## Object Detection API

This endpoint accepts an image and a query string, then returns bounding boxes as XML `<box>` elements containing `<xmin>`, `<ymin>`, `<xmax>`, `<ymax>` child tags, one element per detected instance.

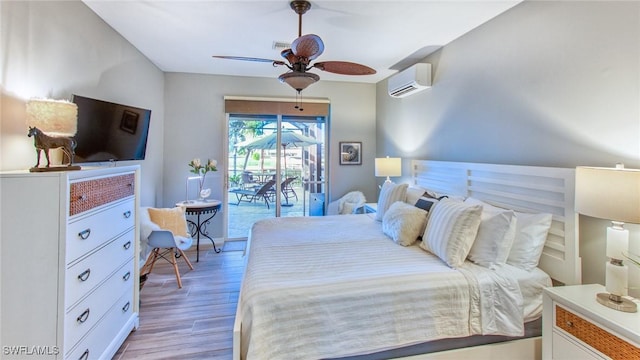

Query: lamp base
<box><xmin>29</xmin><ymin>165</ymin><xmax>81</xmax><ymax>173</ymax></box>
<box><xmin>596</xmin><ymin>292</ymin><xmax>637</xmax><ymax>313</ymax></box>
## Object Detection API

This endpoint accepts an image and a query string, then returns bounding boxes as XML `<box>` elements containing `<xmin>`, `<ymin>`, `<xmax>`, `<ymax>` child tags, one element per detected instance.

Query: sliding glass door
<box><xmin>226</xmin><ymin>114</ymin><xmax>327</xmax><ymax>240</ymax></box>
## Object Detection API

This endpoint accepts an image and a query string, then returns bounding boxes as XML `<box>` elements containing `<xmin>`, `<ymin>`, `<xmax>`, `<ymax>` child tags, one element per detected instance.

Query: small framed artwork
<box><xmin>339</xmin><ymin>141</ymin><xmax>362</xmax><ymax>165</ymax></box>
<box><xmin>120</xmin><ymin>110</ymin><xmax>139</xmax><ymax>134</ymax></box>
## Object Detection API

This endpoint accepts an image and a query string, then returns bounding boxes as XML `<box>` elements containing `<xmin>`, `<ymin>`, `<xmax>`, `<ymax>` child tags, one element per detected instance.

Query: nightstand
<box><xmin>364</xmin><ymin>202</ymin><xmax>377</xmax><ymax>213</ymax></box>
<box><xmin>543</xmin><ymin>284</ymin><xmax>640</xmax><ymax>359</ymax></box>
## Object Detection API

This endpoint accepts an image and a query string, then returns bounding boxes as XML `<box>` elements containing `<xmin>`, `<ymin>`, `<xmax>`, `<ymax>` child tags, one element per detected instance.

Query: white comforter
<box><xmin>239</xmin><ymin>215</ymin><xmax>525</xmax><ymax>360</ymax></box>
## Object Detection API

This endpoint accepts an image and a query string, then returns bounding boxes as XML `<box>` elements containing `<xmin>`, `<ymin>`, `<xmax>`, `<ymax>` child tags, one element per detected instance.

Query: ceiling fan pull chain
<box><xmin>294</xmin><ymin>91</ymin><xmax>304</xmax><ymax>111</ymax></box>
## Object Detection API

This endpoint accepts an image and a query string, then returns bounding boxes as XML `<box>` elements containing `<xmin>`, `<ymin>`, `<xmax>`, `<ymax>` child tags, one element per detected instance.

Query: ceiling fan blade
<box><xmin>313</xmin><ymin>61</ymin><xmax>376</xmax><ymax>75</ymax></box>
<box><xmin>280</xmin><ymin>49</ymin><xmax>298</xmax><ymax>65</ymax></box>
<box><xmin>213</xmin><ymin>56</ymin><xmax>286</xmax><ymax>66</ymax></box>
<box><xmin>291</xmin><ymin>34</ymin><xmax>324</xmax><ymax>60</ymax></box>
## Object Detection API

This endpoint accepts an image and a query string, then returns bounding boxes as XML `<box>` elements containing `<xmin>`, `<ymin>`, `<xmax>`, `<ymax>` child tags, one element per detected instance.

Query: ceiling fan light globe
<box><xmin>278</xmin><ymin>72</ymin><xmax>319</xmax><ymax>91</ymax></box>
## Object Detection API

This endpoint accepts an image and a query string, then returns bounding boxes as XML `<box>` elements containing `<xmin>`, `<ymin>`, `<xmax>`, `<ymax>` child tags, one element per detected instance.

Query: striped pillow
<box><xmin>375</xmin><ymin>182</ymin><xmax>408</xmax><ymax>221</ymax></box>
<box><xmin>420</xmin><ymin>199</ymin><xmax>482</xmax><ymax>268</ymax></box>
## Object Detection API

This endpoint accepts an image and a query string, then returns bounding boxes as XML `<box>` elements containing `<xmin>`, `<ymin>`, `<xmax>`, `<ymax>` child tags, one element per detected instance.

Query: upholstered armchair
<box><xmin>326</xmin><ymin>191</ymin><xmax>366</xmax><ymax>215</ymax></box>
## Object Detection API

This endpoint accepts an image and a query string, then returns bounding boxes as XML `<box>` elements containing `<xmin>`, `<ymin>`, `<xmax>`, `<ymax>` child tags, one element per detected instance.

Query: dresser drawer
<box><xmin>65</xmin><ymin>291</ymin><xmax>135</xmax><ymax>360</ymax></box>
<box><xmin>65</xmin><ymin>230</ymin><xmax>134</xmax><ymax>310</ymax></box>
<box><xmin>69</xmin><ymin>173</ymin><xmax>135</xmax><ymax>216</ymax></box>
<box><xmin>64</xmin><ymin>259</ymin><xmax>134</xmax><ymax>350</ymax></box>
<box><xmin>555</xmin><ymin>304</ymin><xmax>640</xmax><ymax>359</ymax></box>
<box><xmin>66</xmin><ymin>199</ymin><xmax>134</xmax><ymax>264</ymax></box>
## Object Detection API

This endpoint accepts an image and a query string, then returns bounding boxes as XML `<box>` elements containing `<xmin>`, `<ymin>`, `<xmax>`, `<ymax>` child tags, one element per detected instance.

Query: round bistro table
<box><xmin>176</xmin><ymin>199</ymin><xmax>222</xmax><ymax>262</ymax></box>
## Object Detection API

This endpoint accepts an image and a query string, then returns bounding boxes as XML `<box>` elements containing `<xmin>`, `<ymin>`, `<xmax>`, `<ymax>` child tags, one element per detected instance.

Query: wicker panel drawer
<box><xmin>69</xmin><ymin>173</ymin><xmax>135</xmax><ymax>216</ymax></box>
<box><xmin>555</xmin><ymin>305</ymin><xmax>640</xmax><ymax>359</ymax></box>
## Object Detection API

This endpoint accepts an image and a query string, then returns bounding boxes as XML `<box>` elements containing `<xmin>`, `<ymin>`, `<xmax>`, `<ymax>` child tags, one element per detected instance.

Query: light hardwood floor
<box><xmin>114</xmin><ymin>241</ymin><xmax>246</xmax><ymax>360</ymax></box>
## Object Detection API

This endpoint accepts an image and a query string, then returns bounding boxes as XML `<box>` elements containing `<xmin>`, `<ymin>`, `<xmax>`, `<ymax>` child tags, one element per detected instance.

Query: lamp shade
<box><xmin>375</xmin><ymin>157</ymin><xmax>402</xmax><ymax>177</ymax></box>
<box><xmin>25</xmin><ymin>99</ymin><xmax>78</xmax><ymax>137</ymax></box>
<box><xmin>575</xmin><ymin>166</ymin><xmax>640</xmax><ymax>224</ymax></box>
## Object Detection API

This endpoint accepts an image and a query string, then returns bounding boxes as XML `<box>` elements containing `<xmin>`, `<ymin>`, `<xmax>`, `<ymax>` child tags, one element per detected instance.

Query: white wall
<box><xmin>1</xmin><ymin>0</ymin><xmax>164</xmax><ymax>206</ymax></box>
<box><xmin>163</xmin><ymin>73</ymin><xmax>377</xmax><ymax>237</ymax></box>
<box><xmin>376</xmin><ymin>1</ymin><xmax>640</xmax><ymax>287</ymax></box>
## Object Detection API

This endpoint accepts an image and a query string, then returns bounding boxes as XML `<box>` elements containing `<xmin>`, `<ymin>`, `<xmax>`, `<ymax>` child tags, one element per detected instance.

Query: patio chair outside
<box><xmin>241</xmin><ymin>171</ymin><xmax>260</xmax><ymax>189</ymax></box>
<box><xmin>229</xmin><ymin>179</ymin><xmax>276</xmax><ymax>209</ymax></box>
<box><xmin>281</xmin><ymin>177</ymin><xmax>298</xmax><ymax>204</ymax></box>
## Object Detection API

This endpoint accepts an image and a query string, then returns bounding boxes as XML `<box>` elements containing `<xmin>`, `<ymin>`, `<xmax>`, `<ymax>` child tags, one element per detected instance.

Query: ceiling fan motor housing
<box><xmin>290</xmin><ymin>1</ymin><xmax>311</xmax><ymax>16</ymax></box>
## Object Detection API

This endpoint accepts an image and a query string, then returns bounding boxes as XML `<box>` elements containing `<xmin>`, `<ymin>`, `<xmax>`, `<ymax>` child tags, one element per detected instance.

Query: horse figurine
<box><xmin>27</xmin><ymin>126</ymin><xmax>77</xmax><ymax>168</ymax></box>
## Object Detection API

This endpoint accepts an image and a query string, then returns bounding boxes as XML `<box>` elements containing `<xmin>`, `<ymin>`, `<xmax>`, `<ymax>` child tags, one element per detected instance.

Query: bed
<box><xmin>232</xmin><ymin>160</ymin><xmax>582</xmax><ymax>360</ymax></box>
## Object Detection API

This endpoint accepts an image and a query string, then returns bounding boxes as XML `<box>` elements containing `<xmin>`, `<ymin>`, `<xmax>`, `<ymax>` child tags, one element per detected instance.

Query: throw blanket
<box><xmin>239</xmin><ymin>215</ymin><xmax>523</xmax><ymax>360</ymax></box>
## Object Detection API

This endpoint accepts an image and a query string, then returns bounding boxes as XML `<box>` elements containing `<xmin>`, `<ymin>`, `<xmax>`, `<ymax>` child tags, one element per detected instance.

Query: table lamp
<box><xmin>375</xmin><ymin>156</ymin><xmax>401</xmax><ymax>184</ymax></box>
<box><xmin>25</xmin><ymin>98</ymin><xmax>79</xmax><ymax>171</ymax></box>
<box><xmin>575</xmin><ymin>164</ymin><xmax>640</xmax><ymax>312</ymax></box>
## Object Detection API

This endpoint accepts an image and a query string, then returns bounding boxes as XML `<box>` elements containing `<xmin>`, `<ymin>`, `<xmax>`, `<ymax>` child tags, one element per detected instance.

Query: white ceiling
<box><xmin>83</xmin><ymin>0</ymin><xmax>521</xmax><ymax>84</ymax></box>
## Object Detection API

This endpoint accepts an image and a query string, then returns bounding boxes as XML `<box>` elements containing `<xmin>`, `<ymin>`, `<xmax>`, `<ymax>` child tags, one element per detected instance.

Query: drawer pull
<box><xmin>123</xmin><ymin>210</ymin><xmax>132</xmax><ymax>218</ymax></box>
<box><xmin>78</xmin><ymin>349</ymin><xmax>89</xmax><ymax>360</ymax></box>
<box><xmin>566</xmin><ymin>320</ymin><xmax>573</xmax><ymax>328</ymax></box>
<box><xmin>78</xmin><ymin>229</ymin><xmax>91</xmax><ymax>240</ymax></box>
<box><xmin>77</xmin><ymin>269</ymin><xmax>91</xmax><ymax>282</ymax></box>
<box><xmin>123</xmin><ymin>271</ymin><xmax>131</xmax><ymax>282</ymax></box>
<box><xmin>76</xmin><ymin>308</ymin><xmax>90</xmax><ymax>324</ymax></box>
<box><xmin>122</xmin><ymin>301</ymin><xmax>131</xmax><ymax>313</ymax></box>
<box><xmin>123</xmin><ymin>241</ymin><xmax>132</xmax><ymax>250</ymax></box>
<box><xmin>78</xmin><ymin>194</ymin><xmax>87</xmax><ymax>201</ymax></box>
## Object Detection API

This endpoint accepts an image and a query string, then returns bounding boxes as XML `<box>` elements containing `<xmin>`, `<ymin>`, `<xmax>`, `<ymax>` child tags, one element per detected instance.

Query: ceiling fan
<box><xmin>213</xmin><ymin>0</ymin><xmax>376</xmax><ymax>94</ymax></box>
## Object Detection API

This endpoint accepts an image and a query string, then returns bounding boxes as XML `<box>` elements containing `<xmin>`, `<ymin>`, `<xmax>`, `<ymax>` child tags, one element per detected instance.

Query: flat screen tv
<box><xmin>72</xmin><ymin>94</ymin><xmax>151</xmax><ymax>163</ymax></box>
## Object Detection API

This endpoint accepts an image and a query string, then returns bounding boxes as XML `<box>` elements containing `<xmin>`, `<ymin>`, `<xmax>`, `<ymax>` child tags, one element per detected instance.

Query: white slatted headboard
<box><xmin>412</xmin><ymin>160</ymin><xmax>582</xmax><ymax>285</ymax></box>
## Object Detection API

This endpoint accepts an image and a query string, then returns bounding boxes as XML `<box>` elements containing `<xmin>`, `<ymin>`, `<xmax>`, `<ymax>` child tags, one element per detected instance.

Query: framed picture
<box><xmin>120</xmin><ymin>110</ymin><xmax>139</xmax><ymax>134</ymax></box>
<box><xmin>339</xmin><ymin>141</ymin><xmax>362</xmax><ymax>165</ymax></box>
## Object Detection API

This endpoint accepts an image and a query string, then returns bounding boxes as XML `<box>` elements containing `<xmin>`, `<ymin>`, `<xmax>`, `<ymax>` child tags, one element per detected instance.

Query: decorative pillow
<box><xmin>464</xmin><ymin>197</ymin><xmax>517</xmax><ymax>269</ymax></box>
<box><xmin>506</xmin><ymin>211</ymin><xmax>553</xmax><ymax>271</ymax></box>
<box><xmin>375</xmin><ymin>182</ymin><xmax>408</xmax><ymax>221</ymax></box>
<box><xmin>404</xmin><ymin>186</ymin><xmax>440</xmax><ymax>212</ymax></box>
<box><xmin>420</xmin><ymin>199</ymin><xmax>483</xmax><ymax>268</ymax></box>
<box><xmin>382</xmin><ymin>201</ymin><xmax>429</xmax><ymax>246</ymax></box>
<box><xmin>147</xmin><ymin>207</ymin><xmax>189</xmax><ymax>237</ymax></box>
<box><xmin>405</xmin><ymin>186</ymin><xmax>428</xmax><ymax>205</ymax></box>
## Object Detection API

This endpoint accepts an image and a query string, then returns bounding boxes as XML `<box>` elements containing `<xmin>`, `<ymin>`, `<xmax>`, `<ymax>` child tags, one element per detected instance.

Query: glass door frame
<box><xmin>223</xmin><ymin>112</ymin><xmax>329</xmax><ymax>241</ymax></box>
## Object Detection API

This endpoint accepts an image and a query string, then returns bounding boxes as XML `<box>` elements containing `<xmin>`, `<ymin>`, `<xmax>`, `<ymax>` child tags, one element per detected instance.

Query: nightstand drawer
<box><xmin>555</xmin><ymin>304</ymin><xmax>640</xmax><ymax>359</ymax></box>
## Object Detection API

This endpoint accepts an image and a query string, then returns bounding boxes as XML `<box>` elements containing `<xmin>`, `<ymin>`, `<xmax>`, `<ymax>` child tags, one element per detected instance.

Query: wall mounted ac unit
<box><xmin>388</xmin><ymin>63</ymin><xmax>431</xmax><ymax>98</ymax></box>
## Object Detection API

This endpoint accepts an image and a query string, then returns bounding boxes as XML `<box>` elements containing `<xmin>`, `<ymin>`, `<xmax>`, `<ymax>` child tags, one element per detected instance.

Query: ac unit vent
<box><xmin>388</xmin><ymin>63</ymin><xmax>431</xmax><ymax>98</ymax></box>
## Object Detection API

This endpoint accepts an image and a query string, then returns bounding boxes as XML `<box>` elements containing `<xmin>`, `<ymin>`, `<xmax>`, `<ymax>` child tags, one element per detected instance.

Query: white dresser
<box><xmin>543</xmin><ymin>284</ymin><xmax>640</xmax><ymax>360</ymax></box>
<box><xmin>1</xmin><ymin>166</ymin><xmax>140</xmax><ymax>360</ymax></box>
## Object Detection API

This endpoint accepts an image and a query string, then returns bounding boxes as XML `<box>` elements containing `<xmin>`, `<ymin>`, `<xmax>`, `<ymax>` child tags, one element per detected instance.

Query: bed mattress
<box><xmin>238</xmin><ymin>214</ymin><xmax>551</xmax><ymax>360</ymax></box>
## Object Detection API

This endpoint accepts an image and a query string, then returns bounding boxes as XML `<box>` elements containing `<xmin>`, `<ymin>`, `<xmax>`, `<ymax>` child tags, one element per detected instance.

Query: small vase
<box><xmin>199</xmin><ymin>188</ymin><xmax>211</xmax><ymax>201</ymax></box>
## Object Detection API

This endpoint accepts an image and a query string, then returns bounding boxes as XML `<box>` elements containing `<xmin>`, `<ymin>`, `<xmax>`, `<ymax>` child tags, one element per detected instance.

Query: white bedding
<box><xmin>239</xmin><ymin>214</ymin><xmax>549</xmax><ymax>360</ymax></box>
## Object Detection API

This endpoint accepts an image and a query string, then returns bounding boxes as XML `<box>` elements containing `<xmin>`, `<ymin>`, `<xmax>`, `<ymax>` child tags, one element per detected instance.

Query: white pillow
<box><xmin>420</xmin><ymin>199</ymin><xmax>483</xmax><ymax>268</ymax></box>
<box><xmin>382</xmin><ymin>201</ymin><xmax>429</xmax><ymax>246</ymax></box>
<box><xmin>464</xmin><ymin>197</ymin><xmax>517</xmax><ymax>269</ymax></box>
<box><xmin>507</xmin><ymin>211</ymin><xmax>553</xmax><ymax>271</ymax></box>
<box><xmin>375</xmin><ymin>182</ymin><xmax>408</xmax><ymax>221</ymax></box>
